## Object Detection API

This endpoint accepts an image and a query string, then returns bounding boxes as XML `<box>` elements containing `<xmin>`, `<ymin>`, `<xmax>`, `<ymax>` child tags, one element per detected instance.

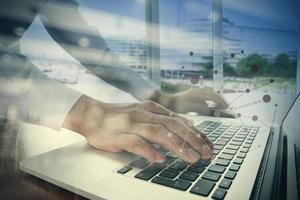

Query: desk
<box><xmin>0</xmin><ymin>88</ymin><xmax>294</xmax><ymax>199</ymax></box>
<box><xmin>0</xmin><ymin>120</ymin><xmax>87</xmax><ymax>200</ymax></box>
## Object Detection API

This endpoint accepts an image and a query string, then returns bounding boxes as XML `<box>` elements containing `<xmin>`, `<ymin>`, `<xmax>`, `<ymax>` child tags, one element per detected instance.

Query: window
<box><xmin>222</xmin><ymin>0</ymin><xmax>299</xmax><ymax>95</ymax></box>
<box><xmin>158</xmin><ymin>0</ymin><xmax>214</xmax><ymax>94</ymax></box>
<box><xmin>21</xmin><ymin>0</ymin><xmax>149</xmax><ymax>82</ymax></box>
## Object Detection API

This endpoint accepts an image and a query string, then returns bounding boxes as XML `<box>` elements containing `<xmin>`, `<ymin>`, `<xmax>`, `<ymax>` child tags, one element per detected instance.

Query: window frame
<box><xmin>146</xmin><ymin>0</ymin><xmax>300</xmax><ymax>94</ymax></box>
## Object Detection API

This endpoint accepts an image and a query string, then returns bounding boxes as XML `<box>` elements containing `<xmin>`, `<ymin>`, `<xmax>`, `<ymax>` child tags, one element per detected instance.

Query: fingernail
<box><xmin>187</xmin><ymin>148</ymin><xmax>200</xmax><ymax>162</ymax></box>
<box><xmin>202</xmin><ymin>145</ymin><xmax>213</xmax><ymax>159</ymax></box>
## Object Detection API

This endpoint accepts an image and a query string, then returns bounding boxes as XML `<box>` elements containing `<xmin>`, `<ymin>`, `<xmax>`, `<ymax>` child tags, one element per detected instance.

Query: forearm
<box><xmin>40</xmin><ymin>0</ymin><xmax>160</xmax><ymax>101</ymax></box>
<box><xmin>0</xmin><ymin>49</ymin><xmax>82</xmax><ymax>130</ymax></box>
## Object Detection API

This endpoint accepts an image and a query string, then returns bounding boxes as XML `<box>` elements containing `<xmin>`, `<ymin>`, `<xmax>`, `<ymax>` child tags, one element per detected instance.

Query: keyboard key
<box><xmin>166</xmin><ymin>152</ymin><xmax>178</xmax><ymax>159</ymax></box>
<box><xmin>237</xmin><ymin>152</ymin><xmax>246</xmax><ymax>158</ymax></box>
<box><xmin>222</xmin><ymin>149</ymin><xmax>237</xmax><ymax>155</ymax></box>
<box><xmin>179</xmin><ymin>171</ymin><xmax>199</xmax><ymax>181</ymax></box>
<box><xmin>208</xmin><ymin>165</ymin><xmax>226</xmax><ymax>173</ymax></box>
<box><xmin>215</xmin><ymin>140</ymin><xmax>227</xmax><ymax>146</ymax></box>
<box><xmin>187</xmin><ymin>166</ymin><xmax>206</xmax><ymax>174</ymax></box>
<box><xmin>240</xmin><ymin>147</ymin><xmax>249</xmax><ymax>153</ymax></box>
<box><xmin>218</xmin><ymin>153</ymin><xmax>234</xmax><ymax>160</ymax></box>
<box><xmin>212</xmin><ymin>188</ymin><xmax>227</xmax><ymax>200</ymax></box>
<box><xmin>245</xmin><ymin>140</ymin><xmax>253</xmax><ymax>144</ymax></box>
<box><xmin>159</xmin><ymin>169</ymin><xmax>179</xmax><ymax>179</ymax></box>
<box><xmin>229</xmin><ymin>164</ymin><xmax>240</xmax><ymax>171</ymax></box>
<box><xmin>232</xmin><ymin>138</ymin><xmax>244</xmax><ymax>142</ymax></box>
<box><xmin>129</xmin><ymin>158</ymin><xmax>150</xmax><ymax>169</ymax></box>
<box><xmin>190</xmin><ymin>179</ymin><xmax>215</xmax><ymax>196</ymax></box>
<box><xmin>230</xmin><ymin>141</ymin><xmax>242</xmax><ymax>146</ymax></box>
<box><xmin>219</xmin><ymin>179</ymin><xmax>232</xmax><ymax>189</ymax></box>
<box><xmin>135</xmin><ymin>163</ymin><xmax>166</xmax><ymax>180</ymax></box>
<box><xmin>169</xmin><ymin>160</ymin><xmax>188</xmax><ymax>171</ymax></box>
<box><xmin>222</xmin><ymin>135</ymin><xmax>232</xmax><ymax>139</ymax></box>
<box><xmin>117</xmin><ymin>166</ymin><xmax>132</xmax><ymax>174</ymax></box>
<box><xmin>152</xmin><ymin>176</ymin><xmax>192</xmax><ymax>191</ymax></box>
<box><xmin>193</xmin><ymin>159</ymin><xmax>211</xmax><ymax>167</ymax></box>
<box><xmin>248</xmin><ymin>136</ymin><xmax>255</xmax><ymax>140</ymax></box>
<box><xmin>163</xmin><ymin>155</ymin><xmax>176</xmax><ymax>165</ymax></box>
<box><xmin>235</xmin><ymin>135</ymin><xmax>246</xmax><ymax>139</ymax></box>
<box><xmin>214</xmin><ymin>149</ymin><xmax>220</xmax><ymax>155</ymax></box>
<box><xmin>214</xmin><ymin>145</ymin><xmax>224</xmax><ymax>150</ymax></box>
<box><xmin>243</xmin><ymin>143</ymin><xmax>251</xmax><ymax>148</ymax></box>
<box><xmin>224</xmin><ymin>171</ymin><xmax>237</xmax><ymax>180</ymax></box>
<box><xmin>215</xmin><ymin>159</ymin><xmax>230</xmax><ymax>166</ymax></box>
<box><xmin>226</xmin><ymin>145</ymin><xmax>239</xmax><ymax>150</ymax></box>
<box><xmin>202</xmin><ymin>171</ymin><xmax>221</xmax><ymax>181</ymax></box>
<box><xmin>219</xmin><ymin>137</ymin><xmax>230</xmax><ymax>142</ymax></box>
<box><xmin>233</xmin><ymin>158</ymin><xmax>244</xmax><ymax>165</ymax></box>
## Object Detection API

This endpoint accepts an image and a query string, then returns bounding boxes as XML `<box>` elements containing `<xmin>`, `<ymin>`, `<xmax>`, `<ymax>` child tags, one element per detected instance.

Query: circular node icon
<box><xmin>213</xmin><ymin>110</ymin><xmax>222</xmax><ymax>117</ymax></box>
<box><xmin>237</xmin><ymin>113</ymin><xmax>241</xmax><ymax>118</ymax></box>
<box><xmin>275</xmin><ymin>104</ymin><xmax>278</xmax><ymax>107</ymax></box>
<box><xmin>189</xmin><ymin>51</ymin><xmax>194</xmax><ymax>56</ymax></box>
<box><xmin>270</xmin><ymin>79</ymin><xmax>274</xmax><ymax>83</ymax></box>
<box><xmin>214</xmin><ymin>70</ymin><xmax>218</xmax><ymax>74</ymax></box>
<box><xmin>217</xmin><ymin>91</ymin><xmax>221</xmax><ymax>94</ymax></box>
<box><xmin>182</xmin><ymin>66</ymin><xmax>185</xmax><ymax>69</ymax></box>
<box><xmin>245</xmin><ymin>89</ymin><xmax>250</xmax><ymax>93</ymax></box>
<box><xmin>263</xmin><ymin>95</ymin><xmax>271</xmax><ymax>103</ymax></box>
<box><xmin>241</xmin><ymin>50</ymin><xmax>244</xmax><ymax>53</ymax></box>
<box><xmin>78</xmin><ymin>37</ymin><xmax>90</xmax><ymax>47</ymax></box>
<box><xmin>230</xmin><ymin>53</ymin><xmax>235</xmax><ymax>58</ymax></box>
<box><xmin>252</xmin><ymin>115</ymin><xmax>258</xmax><ymax>121</ymax></box>
<box><xmin>250</xmin><ymin>64</ymin><xmax>260</xmax><ymax>73</ymax></box>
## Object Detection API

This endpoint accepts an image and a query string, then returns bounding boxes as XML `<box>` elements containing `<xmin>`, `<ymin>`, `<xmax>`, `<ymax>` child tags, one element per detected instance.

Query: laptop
<box><xmin>19</xmin><ymin>93</ymin><xmax>300</xmax><ymax>200</ymax></box>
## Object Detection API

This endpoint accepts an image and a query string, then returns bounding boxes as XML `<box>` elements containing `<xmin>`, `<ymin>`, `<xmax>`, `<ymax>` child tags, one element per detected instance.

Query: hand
<box><xmin>63</xmin><ymin>95</ymin><xmax>213</xmax><ymax>163</ymax></box>
<box><xmin>154</xmin><ymin>88</ymin><xmax>234</xmax><ymax>117</ymax></box>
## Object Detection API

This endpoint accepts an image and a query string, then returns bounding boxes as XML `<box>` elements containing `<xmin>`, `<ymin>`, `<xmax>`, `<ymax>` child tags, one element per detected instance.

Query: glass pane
<box><xmin>159</xmin><ymin>0</ymin><xmax>213</xmax><ymax>94</ymax></box>
<box><xmin>222</xmin><ymin>0</ymin><xmax>299</xmax><ymax>95</ymax></box>
<box><xmin>21</xmin><ymin>0</ymin><xmax>149</xmax><ymax>82</ymax></box>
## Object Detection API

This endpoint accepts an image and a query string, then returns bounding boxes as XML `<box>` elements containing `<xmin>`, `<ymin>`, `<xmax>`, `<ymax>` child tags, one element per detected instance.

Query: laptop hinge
<box><xmin>250</xmin><ymin>127</ymin><xmax>275</xmax><ymax>200</ymax></box>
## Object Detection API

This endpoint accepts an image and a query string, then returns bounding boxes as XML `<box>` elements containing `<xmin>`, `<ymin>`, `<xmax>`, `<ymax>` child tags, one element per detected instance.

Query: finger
<box><xmin>200</xmin><ymin>91</ymin><xmax>229</xmax><ymax>109</ymax></box>
<box><xmin>175</xmin><ymin>101</ymin><xmax>213</xmax><ymax>115</ymax></box>
<box><xmin>188</xmin><ymin>125</ymin><xmax>214</xmax><ymax>151</ymax></box>
<box><xmin>141</xmin><ymin>101</ymin><xmax>193</xmax><ymax>124</ymax></box>
<box><xmin>128</xmin><ymin>123</ymin><xmax>201</xmax><ymax>163</ymax></box>
<box><xmin>130</xmin><ymin>110</ymin><xmax>213</xmax><ymax>159</ymax></box>
<box><xmin>114</xmin><ymin>133</ymin><xmax>165</xmax><ymax>163</ymax></box>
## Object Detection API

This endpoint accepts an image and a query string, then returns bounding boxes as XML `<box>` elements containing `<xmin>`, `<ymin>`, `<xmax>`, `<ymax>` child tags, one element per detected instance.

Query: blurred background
<box><xmin>20</xmin><ymin>0</ymin><xmax>299</xmax><ymax>96</ymax></box>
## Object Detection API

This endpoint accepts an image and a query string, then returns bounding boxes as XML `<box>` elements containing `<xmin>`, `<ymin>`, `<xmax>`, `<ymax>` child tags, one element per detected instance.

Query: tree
<box><xmin>273</xmin><ymin>53</ymin><xmax>296</xmax><ymax>77</ymax></box>
<box><xmin>236</xmin><ymin>53</ymin><xmax>269</xmax><ymax>77</ymax></box>
<box><xmin>203</xmin><ymin>62</ymin><xmax>213</xmax><ymax>78</ymax></box>
<box><xmin>224</xmin><ymin>63</ymin><xmax>237</xmax><ymax>77</ymax></box>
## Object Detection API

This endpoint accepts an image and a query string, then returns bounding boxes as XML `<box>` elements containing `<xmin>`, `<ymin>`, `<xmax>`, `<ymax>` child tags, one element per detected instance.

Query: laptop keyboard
<box><xmin>117</xmin><ymin>120</ymin><xmax>260</xmax><ymax>199</ymax></box>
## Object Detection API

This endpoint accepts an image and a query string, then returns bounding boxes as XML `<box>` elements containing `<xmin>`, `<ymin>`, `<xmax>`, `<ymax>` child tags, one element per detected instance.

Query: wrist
<box><xmin>62</xmin><ymin>95</ymin><xmax>106</xmax><ymax>138</ymax></box>
<box><xmin>149</xmin><ymin>90</ymin><xmax>176</xmax><ymax>110</ymax></box>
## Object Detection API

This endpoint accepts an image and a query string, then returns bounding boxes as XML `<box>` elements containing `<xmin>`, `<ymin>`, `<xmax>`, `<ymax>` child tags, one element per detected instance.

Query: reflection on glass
<box><xmin>159</xmin><ymin>0</ymin><xmax>213</xmax><ymax>94</ymax></box>
<box><xmin>222</xmin><ymin>0</ymin><xmax>299</xmax><ymax>94</ymax></box>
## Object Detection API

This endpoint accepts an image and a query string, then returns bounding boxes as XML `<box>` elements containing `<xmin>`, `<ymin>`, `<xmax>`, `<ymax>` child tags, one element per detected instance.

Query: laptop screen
<box><xmin>282</xmin><ymin>93</ymin><xmax>300</xmax><ymax>200</ymax></box>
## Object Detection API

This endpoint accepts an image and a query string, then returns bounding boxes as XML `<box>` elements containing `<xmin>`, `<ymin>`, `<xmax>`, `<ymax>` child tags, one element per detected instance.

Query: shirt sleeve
<box><xmin>0</xmin><ymin>48</ymin><xmax>82</xmax><ymax>130</ymax></box>
<box><xmin>38</xmin><ymin>0</ymin><xmax>159</xmax><ymax>101</ymax></box>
